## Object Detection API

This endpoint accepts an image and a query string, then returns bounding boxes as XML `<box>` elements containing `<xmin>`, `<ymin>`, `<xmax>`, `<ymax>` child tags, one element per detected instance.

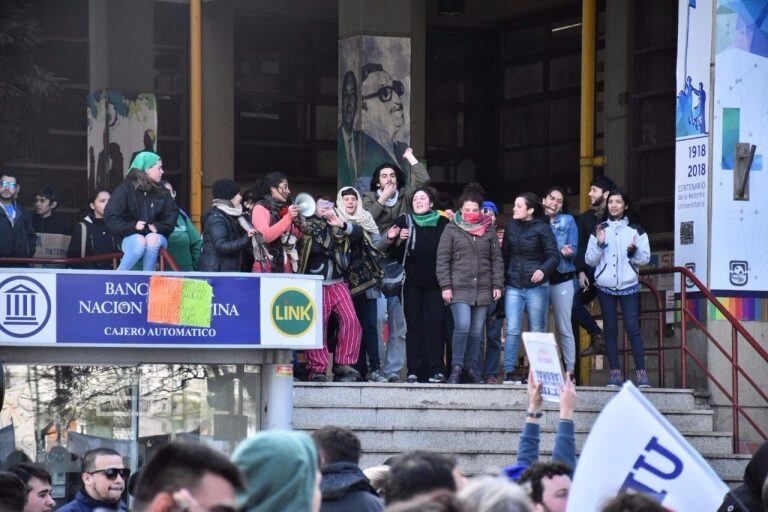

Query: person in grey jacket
<box><xmin>436</xmin><ymin>184</ymin><xmax>504</xmax><ymax>384</ymax></box>
<box><xmin>585</xmin><ymin>188</ymin><xmax>651</xmax><ymax>388</ymax></box>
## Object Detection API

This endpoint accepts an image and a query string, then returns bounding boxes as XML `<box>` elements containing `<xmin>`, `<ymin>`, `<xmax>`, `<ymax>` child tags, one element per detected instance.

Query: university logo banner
<box><xmin>567</xmin><ymin>383</ymin><xmax>728</xmax><ymax>511</ymax></box>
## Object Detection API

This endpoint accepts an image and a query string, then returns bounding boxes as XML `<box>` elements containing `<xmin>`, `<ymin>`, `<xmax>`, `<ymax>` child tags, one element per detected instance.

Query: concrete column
<box><xmin>602</xmin><ymin>0</ymin><xmax>631</xmax><ymax>188</ymax></box>
<box><xmin>260</xmin><ymin>362</ymin><xmax>295</xmax><ymax>430</ymax></box>
<box><xmin>89</xmin><ymin>0</ymin><xmax>155</xmax><ymax>93</ymax></box>
<box><xmin>338</xmin><ymin>0</ymin><xmax>426</xmax><ymax>185</ymax></box>
<box><xmin>202</xmin><ymin>2</ymin><xmax>235</xmax><ymax>207</ymax></box>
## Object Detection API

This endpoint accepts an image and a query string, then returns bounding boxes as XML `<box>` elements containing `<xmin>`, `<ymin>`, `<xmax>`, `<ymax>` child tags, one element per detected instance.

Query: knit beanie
<box><xmin>129</xmin><ymin>151</ymin><xmax>161</xmax><ymax>171</ymax></box>
<box><xmin>232</xmin><ymin>430</ymin><xmax>318</xmax><ymax>512</ymax></box>
<box><xmin>481</xmin><ymin>200</ymin><xmax>499</xmax><ymax>215</ymax></box>
<box><xmin>212</xmin><ymin>179</ymin><xmax>240</xmax><ymax>200</ymax></box>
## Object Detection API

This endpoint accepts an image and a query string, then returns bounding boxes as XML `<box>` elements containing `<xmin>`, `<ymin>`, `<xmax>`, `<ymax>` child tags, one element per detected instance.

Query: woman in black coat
<box><xmin>501</xmin><ymin>192</ymin><xmax>559</xmax><ymax>383</ymax></box>
<box><xmin>104</xmin><ymin>151</ymin><xmax>179</xmax><ymax>271</ymax></box>
<box><xmin>67</xmin><ymin>189</ymin><xmax>118</xmax><ymax>269</ymax></box>
<box><xmin>198</xmin><ymin>179</ymin><xmax>256</xmax><ymax>272</ymax></box>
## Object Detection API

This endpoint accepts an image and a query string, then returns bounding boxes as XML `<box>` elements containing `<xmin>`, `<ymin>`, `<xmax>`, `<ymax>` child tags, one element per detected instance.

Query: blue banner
<box><xmin>0</xmin><ymin>270</ymin><xmax>323</xmax><ymax>349</ymax></box>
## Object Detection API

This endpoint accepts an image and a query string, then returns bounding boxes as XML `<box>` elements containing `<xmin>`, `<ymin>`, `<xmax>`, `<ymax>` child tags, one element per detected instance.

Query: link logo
<box><xmin>729</xmin><ymin>261</ymin><xmax>748</xmax><ymax>287</ymax></box>
<box><xmin>0</xmin><ymin>276</ymin><xmax>52</xmax><ymax>338</ymax></box>
<box><xmin>270</xmin><ymin>288</ymin><xmax>316</xmax><ymax>337</ymax></box>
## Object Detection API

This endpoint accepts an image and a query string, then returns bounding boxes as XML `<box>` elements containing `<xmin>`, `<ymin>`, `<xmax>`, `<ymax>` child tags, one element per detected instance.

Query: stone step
<box><xmin>294</xmin><ymin>404</ymin><xmax>714</xmax><ymax>432</ymax></box>
<box><xmin>358</xmin><ymin>450</ymin><xmax>751</xmax><ymax>485</ymax></box>
<box><xmin>294</xmin><ymin>382</ymin><xmax>696</xmax><ymax>411</ymax></box>
<box><xmin>297</xmin><ymin>426</ymin><xmax>735</xmax><ymax>455</ymax></box>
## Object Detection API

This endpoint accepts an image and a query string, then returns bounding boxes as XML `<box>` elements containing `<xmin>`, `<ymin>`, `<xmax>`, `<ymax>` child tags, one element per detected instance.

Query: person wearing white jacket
<box><xmin>585</xmin><ymin>188</ymin><xmax>651</xmax><ymax>388</ymax></box>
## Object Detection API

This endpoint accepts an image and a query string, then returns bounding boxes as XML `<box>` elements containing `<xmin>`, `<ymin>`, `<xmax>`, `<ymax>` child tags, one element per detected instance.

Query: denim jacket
<box><xmin>549</xmin><ymin>213</ymin><xmax>578</xmax><ymax>274</ymax></box>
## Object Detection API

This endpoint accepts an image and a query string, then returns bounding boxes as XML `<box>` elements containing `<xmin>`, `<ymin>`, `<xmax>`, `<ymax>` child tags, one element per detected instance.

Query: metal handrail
<box><xmin>0</xmin><ymin>248</ymin><xmax>180</xmax><ymax>271</ymax></box>
<box><xmin>637</xmin><ymin>266</ymin><xmax>767</xmax><ymax>452</ymax></box>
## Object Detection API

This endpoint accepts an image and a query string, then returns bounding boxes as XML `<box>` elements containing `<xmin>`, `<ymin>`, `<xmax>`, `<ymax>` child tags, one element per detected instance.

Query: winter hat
<box><xmin>212</xmin><ymin>179</ymin><xmax>240</xmax><ymax>200</ymax></box>
<box><xmin>129</xmin><ymin>151</ymin><xmax>161</xmax><ymax>171</ymax></box>
<box><xmin>481</xmin><ymin>200</ymin><xmax>499</xmax><ymax>215</ymax></box>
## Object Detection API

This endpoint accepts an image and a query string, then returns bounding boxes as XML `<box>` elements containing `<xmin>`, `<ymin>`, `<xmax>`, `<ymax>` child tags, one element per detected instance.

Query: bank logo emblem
<box><xmin>0</xmin><ymin>276</ymin><xmax>52</xmax><ymax>338</ymax></box>
<box><xmin>270</xmin><ymin>288</ymin><xmax>315</xmax><ymax>337</ymax></box>
<box><xmin>729</xmin><ymin>261</ymin><xmax>748</xmax><ymax>287</ymax></box>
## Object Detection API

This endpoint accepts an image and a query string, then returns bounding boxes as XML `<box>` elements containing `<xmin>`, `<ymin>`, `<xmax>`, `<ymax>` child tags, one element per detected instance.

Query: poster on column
<box><xmin>338</xmin><ymin>36</ymin><xmax>411</xmax><ymax>186</ymax></box>
<box><xmin>710</xmin><ymin>1</ymin><xmax>768</xmax><ymax>293</ymax></box>
<box><xmin>675</xmin><ymin>0</ymin><xmax>712</xmax><ymax>293</ymax></box>
<box><xmin>87</xmin><ymin>91</ymin><xmax>157</xmax><ymax>191</ymax></box>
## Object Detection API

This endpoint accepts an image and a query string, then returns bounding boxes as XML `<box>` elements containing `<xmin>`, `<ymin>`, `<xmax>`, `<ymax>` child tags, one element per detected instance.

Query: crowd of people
<box><xmin>1</xmin><ymin>377</ymin><xmax>765</xmax><ymax>511</ymax></box>
<box><xmin>1</xmin><ymin>147</ymin><xmax>652</xmax><ymax>387</ymax></box>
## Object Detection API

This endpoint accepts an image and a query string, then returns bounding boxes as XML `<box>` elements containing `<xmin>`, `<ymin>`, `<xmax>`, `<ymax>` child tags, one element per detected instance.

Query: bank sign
<box><xmin>0</xmin><ymin>269</ymin><xmax>322</xmax><ymax>349</ymax></box>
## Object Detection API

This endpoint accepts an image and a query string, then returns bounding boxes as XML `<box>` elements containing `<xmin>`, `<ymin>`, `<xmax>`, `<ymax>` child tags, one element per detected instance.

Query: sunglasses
<box><xmin>1</xmin><ymin>181</ymin><xmax>18</xmax><ymax>189</ymax></box>
<box><xmin>89</xmin><ymin>467</ymin><xmax>130</xmax><ymax>480</ymax></box>
<box><xmin>362</xmin><ymin>80</ymin><xmax>404</xmax><ymax>102</ymax></box>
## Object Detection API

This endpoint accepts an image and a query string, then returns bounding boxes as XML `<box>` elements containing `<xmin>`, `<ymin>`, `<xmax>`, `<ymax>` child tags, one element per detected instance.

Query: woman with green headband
<box><xmin>104</xmin><ymin>151</ymin><xmax>179</xmax><ymax>271</ymax></box>
<box><xmin>390</xmin><ymin>186</ymin><xmax>451</xmax><ymax>384</ymax></box>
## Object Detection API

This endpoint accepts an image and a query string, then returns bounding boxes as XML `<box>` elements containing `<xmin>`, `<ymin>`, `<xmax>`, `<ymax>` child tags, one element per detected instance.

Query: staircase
<box><xmin>294</xmin><ymin>382</ymin><xmax>751</xmax><ymax>485</ymax></box>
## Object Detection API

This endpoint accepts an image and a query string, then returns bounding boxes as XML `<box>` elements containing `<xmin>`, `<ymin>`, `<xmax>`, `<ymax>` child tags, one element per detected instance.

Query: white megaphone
<box><xmin>293</xmin><ymin>192</ymin><xmax>316</xmax><ymax>217</ymax></box>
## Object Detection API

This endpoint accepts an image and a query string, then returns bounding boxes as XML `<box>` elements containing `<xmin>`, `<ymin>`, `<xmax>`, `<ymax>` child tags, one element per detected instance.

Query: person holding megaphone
<box><xmin>249</xmin><ymin>172</ymin><xmax>301</xmax><ymax>273</ymax></box>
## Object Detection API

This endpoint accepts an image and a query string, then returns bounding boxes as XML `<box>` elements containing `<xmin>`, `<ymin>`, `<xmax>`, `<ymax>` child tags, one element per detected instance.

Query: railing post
<box><xmin>732</xmin><ymin>325</ymin><xmax>739</xmax><ymax>452</ymax></box>
<box><xmin>680</xmin><ymin>273</ymin><xmax>687</xmax><ymax>389</ymax></box>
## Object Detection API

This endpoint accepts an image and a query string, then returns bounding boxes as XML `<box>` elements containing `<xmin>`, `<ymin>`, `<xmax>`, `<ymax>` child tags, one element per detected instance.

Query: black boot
<box><xmin>580</xmin><ymin>332</ymin><xmax>606</xmax><ymax>356</ymax></box>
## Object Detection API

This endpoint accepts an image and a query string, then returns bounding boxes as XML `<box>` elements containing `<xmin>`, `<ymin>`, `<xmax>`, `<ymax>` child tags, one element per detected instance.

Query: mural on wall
<box><xmin>711</xmin><ymin>0</ymin><xmax>768</xmax><ymax>293</ymax></box>
<box><xmin>87</xmin><ymin>91</ymin><xmax>157</xmax><ymax>191</ymax></box>
<box><xmin>338</xmin><ymin>36</ymin><xmax>411</xmax><ymax>187</ymax></box>
<box><xmin>676</xmin><ymin>1</ymin><xmax>709</xmax><ymax>138</ymax></box>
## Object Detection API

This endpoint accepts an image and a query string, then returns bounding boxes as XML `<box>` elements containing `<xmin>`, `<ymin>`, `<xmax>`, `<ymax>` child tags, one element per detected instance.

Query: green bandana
<box><xmin>411</xmin><ymin>210</ymin><xmax>440</xmax><ymax>227</ymax></box>
<box><xmin>129</xmin><ymin>151</ymin><xmax>161</xmax><ymax>171</ymax></box>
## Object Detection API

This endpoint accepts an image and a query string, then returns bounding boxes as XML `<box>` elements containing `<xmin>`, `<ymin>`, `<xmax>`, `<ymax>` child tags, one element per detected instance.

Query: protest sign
<box><xmin>523</xmin><ymin>332</ymin><xmax>564</xmax><ymax>402</ymax></box>
<box><xmin>33</xmin><ymin>233</ymin><xmax>71</xmax><ymax>269</ymax></box>
<box><xmin>567</xmin><ymin>382</ymin><xmax>728</xmax><ymax>511</ymax></box>
<box><xmin>147</xmin><ymin>275</ymin><xmax>213</xmax><ymax>327</ymax></box>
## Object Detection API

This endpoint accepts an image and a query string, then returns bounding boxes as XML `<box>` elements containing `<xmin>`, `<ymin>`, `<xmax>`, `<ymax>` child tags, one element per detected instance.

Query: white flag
<box><xmin>567</xmin><ymin>382</ymin><xmax>728</xmax><ymax>512</ymax></box>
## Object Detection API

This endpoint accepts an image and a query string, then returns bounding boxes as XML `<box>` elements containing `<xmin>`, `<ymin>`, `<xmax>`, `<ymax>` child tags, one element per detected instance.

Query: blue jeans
<box><xmin>483</xmin><ymin>301</ymin><xmax>503</xmax><ymax>377</ymax></box>
<box><xmin>596</xmin><ymin>290</ymin><xmax>646</xmax><ymax>371</ymax></box>
<box><xmin>504</xmin><ymin>284</ymin><xmax>549</xmax><ymax>373</ymax></box>
<box><xmin>118</xmin><ymin>233</ymin><xmax>167</xmax><ymax>271</ymax></box>
<box><xmin>377</xmin><ymin>294</ymin><xmax>406</xmax><ymax>376</ymax></box>
<box><xmin>450</xmin><ymin>302</ymin><xmax>486</xmax><ymax>370</ymax></box>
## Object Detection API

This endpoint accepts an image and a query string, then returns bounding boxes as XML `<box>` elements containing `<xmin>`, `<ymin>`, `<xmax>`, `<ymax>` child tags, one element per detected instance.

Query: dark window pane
<box><xmin>503</xmin><ymin>103</ymin><xmax>546</xmax><ymax>146</ymax></box>
<box><xmin>634</xmin><ymin>96</ymin><xmax>675</xmax><ymax>146</ymax></box>
<box><xmin>503</xmin><ymin>26</ymin><xmax>546</xmax><ymax>58</ymax></box>
<box><xmin>504</xmin><ymin>62</ymin><xmax>543</xmax><ymax>99</ymax></box>
<box><xmin>38</xmin><ymin>41</ymin><xmax>88</xmax><ymax>84</ymax></box>
<box><xmin>549</xmin><ymin>142</ymin><xmax>579</xmax><ymax>176</ymax></box>
<box><xmin>157</xmin><ymin>96</ymin><xmax>183</xmax><ymax>137</ymax></box>
<box><xmin>548</xmin><ymin>97</ymin><xmax>580</xmax><ymax>141</ymax></box>
<box><xmin>549</xmin><ymin>54</ymin><xmax>580</xmax><ymax>90</ymax></box>
<box><xmin>503</xmin><ymin>147</ymin><xmax>546</xmax><ymax>181</ymax></box>
<box><xmin>550</xmin><ymin>20</ymin><xmax>582</xmax><ymax>52</ymax></box>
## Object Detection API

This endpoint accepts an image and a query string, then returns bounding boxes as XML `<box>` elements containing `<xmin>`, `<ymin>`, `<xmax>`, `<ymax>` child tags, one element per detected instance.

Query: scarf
<box><xmin>257</xmin><ymin>195</ymin><xmax>291</xmax><ymax>272</ymax></box>
<box><xmin>453</xmin><ymin>211</ymin><xmax>492</xmax><ymax>236</ymax></box>
<box><xmin>212</xmin><ymin>199</ymin><xmax>243</xmax><ymax>217</ymax></box>
<box><xmin>376</xmin><ymin>188</ymin><xmax>399</xmax><ymax>207</ymax></box>
<box><xmin>412</xmin><ymin>209</ymin><xmax>440</xmax><ymax>227</ymax></box>
<box><xmin>316</xmin><ymin>198</ymin><xmax>335</xmax><ymax>217</ymax></box>
<box><xmin>335</xmin><ymin>187</ymin><xmax>379</xmax><ymax>234</ymax></box>
<box><xmin>297</xmin><ymin>216</ymin><xmax>349</xmax><ymax>275</ymax></box>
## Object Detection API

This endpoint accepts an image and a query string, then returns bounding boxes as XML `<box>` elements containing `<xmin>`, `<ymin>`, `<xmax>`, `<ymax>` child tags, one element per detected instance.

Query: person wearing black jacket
<box><xmin>502</xmin><ymin>192</ymin><xmax>559</xmax><ymax>384</ymax></box>
<box><xmin>573</xmin><ymin>175</ymin><xmax>615</xmax><ymax>356</ymax></box>
<box><xmin>104</xmin><ymin>152</ymin><xmax>178</xmax><ymax>271</ymax></box>
<box><xmin>0</xmin><ymin>167</ymin><xmax>36</xmax><ymax>265</ymax></box>
<box><xmin>198</xmin><ymin>179</ymin><xmax>256</xmax><ymax>272</ymax></box>
<box><xmin>717</xmin><ymin>440</ymin><xmax>767</xmax><ymax>512</ymax></box>
<box><xmin>67</xmin><ymin>189</ymin><xmax>118</xmax><ymax>269</ymax></box>
<box><xmin>391</xmin><ymin>186</ymin><xmax>450</xmax><ymax>383</ymax></box>
<box><xmin>33</xmin><ymin>185</ymin><xmax>71</xmax><ymax>235</ymax></box>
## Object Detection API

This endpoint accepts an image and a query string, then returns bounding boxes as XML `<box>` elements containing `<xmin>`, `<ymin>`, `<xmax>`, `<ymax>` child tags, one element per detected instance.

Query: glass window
<box><xmin>504</xmin><ymin>62</ymin><xmax>544</xmax><ymax>99</ymax></box>
<box><xmin>0</xmin><ymin>364</ymin><xmax>260</xmax><ymax>507</ymax></box>
<box><xmin>502</xmin><ymin>103</ymin><xmax>546</xmax><ymax>147</ymax></box>
<box><xmin>503</xmin><ymin>26</ymin><xmax>546</xmax><ymax>58</ymax></box>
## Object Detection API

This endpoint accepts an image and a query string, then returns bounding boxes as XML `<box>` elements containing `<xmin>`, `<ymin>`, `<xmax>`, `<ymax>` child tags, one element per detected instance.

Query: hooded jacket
<box><xmin>717</xmin><ymin>441</ymin><xmax>768</xmax><ymax>512</ymax></box>
<box><xmin>233</xmin><ymin>431</ymin><xmax>319</xmax><ymax>512</ymax></box>
<box><xmin>435</xmin><ymin>221</ymin><xmax>504</xmax><ymax>307</ymax></box>
<box><xmin>198</xmin><ymin>206</ymin><xmax>250</xmax><ymax>272</ymax></box>
<box><xmin>104</xmin><ymin>181</ymin><xmax>178</xmax><ymax>242</ymax></box>
<box><xmin>319</xmin><ymin>462</ymin><xmax>384</xmax><ymax>512</ymax></box>
<box><xmin>585</xmin><ymin>216</ymin><xmax>651</xmax><ymax>292</ymax></box>
<box><xmin>502</xmin><ymin>217</ymin><xmax>559</xmax><ymax>289</ymax></box>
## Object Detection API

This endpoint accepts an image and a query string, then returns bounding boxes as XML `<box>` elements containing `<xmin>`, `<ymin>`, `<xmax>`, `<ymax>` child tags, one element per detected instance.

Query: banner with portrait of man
<box><xmin>338</xmin><ymin>36</ymin><xmax>411</xmax><ymax>187</ymax></box>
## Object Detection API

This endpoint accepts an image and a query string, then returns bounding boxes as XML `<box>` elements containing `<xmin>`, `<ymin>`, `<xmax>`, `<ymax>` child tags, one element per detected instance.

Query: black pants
<box><xmin>353</xmin><ymin>295</ymin><xmax>380</xmax><ymax>377</ymax></box>
<box><xmin>403</xmin><ymin>286</ymin><xmax>447</xmax><ymax>380</ymax></box>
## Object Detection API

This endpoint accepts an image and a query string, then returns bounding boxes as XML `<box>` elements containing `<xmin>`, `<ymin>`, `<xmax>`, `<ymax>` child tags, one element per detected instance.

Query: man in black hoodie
<box><xmin>312</xmin><ymin>426</ymin><xmax>384</xmax><ymax>512</ymax></box>
<box><xmin>0</xmin><ymin>167</ymin><xmax>36</xmax><ymax>264</ymax></box>
<box><xmin>573</xmin><ymin>175</ymin><xmax>615</xmax><ymax>357</ymax></box>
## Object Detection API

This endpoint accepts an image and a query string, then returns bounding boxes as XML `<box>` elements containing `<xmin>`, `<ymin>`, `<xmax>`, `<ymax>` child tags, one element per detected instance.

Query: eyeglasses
<box><xmin>362</xmin><ymin>80</ymin><xmax>404</xmax><ymax>102</ymax></box>
<box><xmin>89</xmin><ymin>467</ymin><xmax>130</xmax><ymax>480</ymax></box>
<box><xmin>1</xmin><ymin>181</ymin><xmax>17</xmax><ymax>189</ymax></box>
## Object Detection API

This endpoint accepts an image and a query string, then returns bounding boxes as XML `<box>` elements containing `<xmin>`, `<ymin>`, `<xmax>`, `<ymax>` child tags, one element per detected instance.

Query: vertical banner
<box><xmin>87</xmin><ymin>91</ymin><xmax>158</xmax><ymax>192</ymax></box>
<box><xmin>710</xmin><ymin>1</ymin><xmax>768</xmax><ymax>292</ymax></box>
<box><xmin>338</xmin><ymin>36</ymin><xmax>411</xmax><ymax>187</ymax></box>
<box><xmin>675</xmin><ymin>0</ymin><xmax>713</xmax><ymax>293</ymax></box>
